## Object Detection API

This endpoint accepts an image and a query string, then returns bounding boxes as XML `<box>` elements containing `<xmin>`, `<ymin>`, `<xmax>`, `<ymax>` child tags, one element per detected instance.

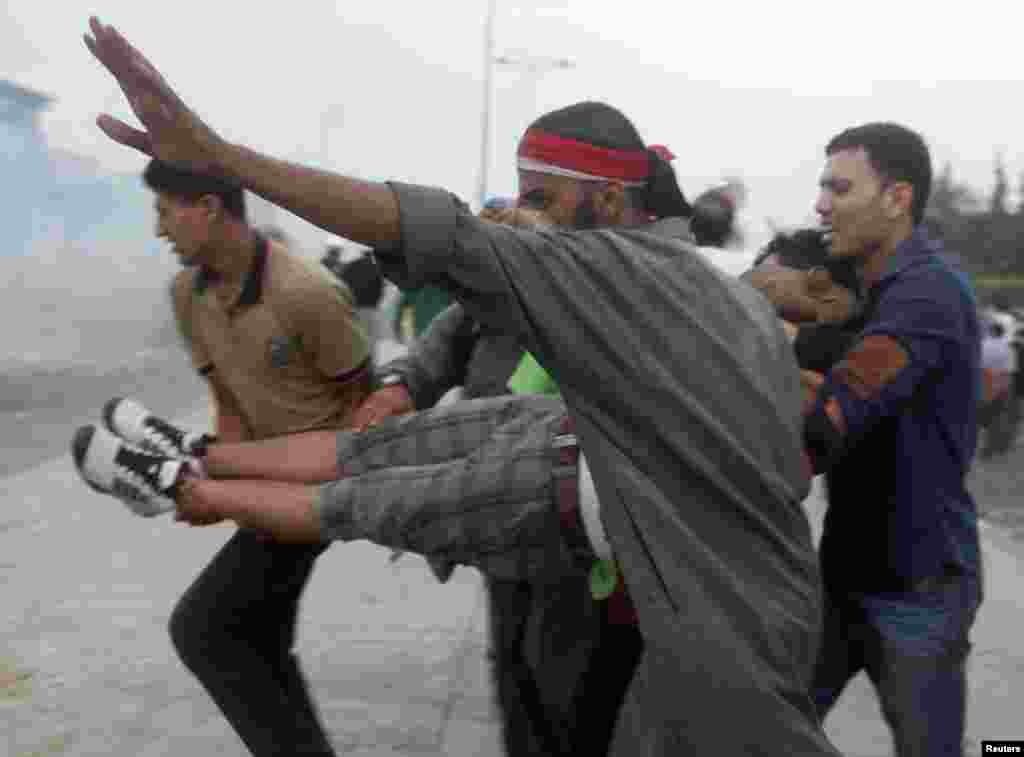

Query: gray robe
<box><xmin>374</xmin><ymin>183</ymin><xmax>839</xmax><ymax>756</ymax></box>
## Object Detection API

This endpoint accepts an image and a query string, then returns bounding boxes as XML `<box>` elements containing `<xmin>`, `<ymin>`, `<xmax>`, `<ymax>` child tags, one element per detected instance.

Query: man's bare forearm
<box><xmin>216</xmin><ymin>142</ymin><xmax>402</xmax><ymax>248</ymax></box>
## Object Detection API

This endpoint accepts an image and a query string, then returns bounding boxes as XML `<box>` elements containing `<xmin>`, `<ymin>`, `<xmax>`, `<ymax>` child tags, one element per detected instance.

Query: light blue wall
<box><xmin>1</xmin><ymin>85</ymin><xmax>160</xmax><ymax>258</ymax></box>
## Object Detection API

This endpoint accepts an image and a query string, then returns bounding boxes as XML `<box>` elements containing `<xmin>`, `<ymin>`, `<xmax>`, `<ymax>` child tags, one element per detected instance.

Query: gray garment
<box><xmin>374</xmin><ymin>182</ymin><xmax>838</xmax><ymax>756</ymax></box>
<box><xmin>314</xmin><ymin>394</ymin><xmax>583</xmax><ymax>581</ymax></box>
<box><xmin>376</xmin><ymin>302</ymin><xmax>522</xmax><ymax>408</ymax></box>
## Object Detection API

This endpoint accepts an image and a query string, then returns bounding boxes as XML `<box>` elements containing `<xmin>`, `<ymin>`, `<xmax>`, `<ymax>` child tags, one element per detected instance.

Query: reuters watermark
<box><xmin>983</xmin><ymin>742</ymin><xmax>1024</xmax><ymax>754</ymax></box>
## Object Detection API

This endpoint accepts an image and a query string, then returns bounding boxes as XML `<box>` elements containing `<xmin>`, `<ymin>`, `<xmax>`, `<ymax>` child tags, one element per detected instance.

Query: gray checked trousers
<box><xmin>313</xmin><ymin>394</ymin><xmax>588</xmax><ymax>583</ymax></box>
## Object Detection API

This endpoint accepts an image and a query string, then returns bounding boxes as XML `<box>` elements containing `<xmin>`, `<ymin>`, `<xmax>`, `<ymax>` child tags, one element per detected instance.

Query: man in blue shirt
<box><xmin>803</xmin><ymin>122</ymin><xmax>982</xmax><ymax>757</ymax></box>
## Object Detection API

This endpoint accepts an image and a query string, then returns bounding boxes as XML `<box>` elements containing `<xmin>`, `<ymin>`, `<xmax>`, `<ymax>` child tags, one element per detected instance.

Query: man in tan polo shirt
<box><xmin>102</xmin><ymin>159</ymin><xmax>370</xmax><ymax>757</ymax></box>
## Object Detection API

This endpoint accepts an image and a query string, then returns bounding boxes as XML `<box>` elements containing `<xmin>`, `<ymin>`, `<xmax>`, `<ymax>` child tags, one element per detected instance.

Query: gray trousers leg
<box><xmin>313</xmin><ymin>395</ymin><xmax>586</xmax><ymax>582</ymax></box>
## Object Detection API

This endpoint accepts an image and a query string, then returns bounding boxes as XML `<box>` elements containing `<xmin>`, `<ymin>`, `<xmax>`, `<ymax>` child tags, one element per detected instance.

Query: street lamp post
<box><xmin>476</xmin><ymin>0</ymin><xmax>499</xmax><ymax>211</ymax></box>
<box><xmin>476</xmin><ymin>2</ymin><xmax>574</xmax><ymax>210</ymax></box>
<box><xmin>320</xmin><ymin>104</ymin><xmax>345</xmax><ymax>169</ymax></box>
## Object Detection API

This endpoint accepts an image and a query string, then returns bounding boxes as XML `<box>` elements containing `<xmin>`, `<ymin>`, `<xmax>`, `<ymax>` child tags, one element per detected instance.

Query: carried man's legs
<box><xmin>74</xmin><ymin>394</ymin><xmax>593</xmax><ymax>582</ymax></box>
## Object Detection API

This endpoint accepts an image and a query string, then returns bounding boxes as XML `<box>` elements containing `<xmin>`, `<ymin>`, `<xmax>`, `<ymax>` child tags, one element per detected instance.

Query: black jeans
<box><xmin>169</xmin><ymin>529</ymin><xmax>334</xmax><ymax>756</ymax></box>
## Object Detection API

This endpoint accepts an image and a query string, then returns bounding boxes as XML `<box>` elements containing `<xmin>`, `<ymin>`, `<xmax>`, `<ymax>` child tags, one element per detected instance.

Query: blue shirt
<box><xmin>809</xmin><ymin>228</ymin><xmax>982</xmax><ymax>592</ymax></box>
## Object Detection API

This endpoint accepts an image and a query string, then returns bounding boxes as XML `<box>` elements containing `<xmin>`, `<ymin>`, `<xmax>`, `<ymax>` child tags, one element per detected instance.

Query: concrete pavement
<box><xmin>2</xmin><ymin>411</ymin><xmax>1023</xmax><ymax>756</ymax></box>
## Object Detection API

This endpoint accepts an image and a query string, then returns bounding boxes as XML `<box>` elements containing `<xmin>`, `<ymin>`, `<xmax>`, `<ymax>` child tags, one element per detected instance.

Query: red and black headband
<box><xmin>517</xmin><ymin>128</ymin><xmax>674</xmax><ymax>187</ymax></box>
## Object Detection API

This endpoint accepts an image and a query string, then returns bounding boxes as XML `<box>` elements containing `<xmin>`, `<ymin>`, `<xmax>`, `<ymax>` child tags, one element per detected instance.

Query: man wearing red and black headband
<box><xmin>81</xmin><ymin>18</ymin><xmax>839</xmax><ymax>757</ymax></box>
<box><xmin>346</xmin><ymin>103</ymin><xmax>693</xmax><ymax>757</ymax></box>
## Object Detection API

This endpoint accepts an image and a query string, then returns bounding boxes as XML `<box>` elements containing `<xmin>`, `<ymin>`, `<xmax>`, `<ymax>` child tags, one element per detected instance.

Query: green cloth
<box><xmin>589</xmin><ymin>559</ymin><xmax>619</xmax><ymax>601</ymax></box>
<box><xmin>507</xmin><ymin>351</ymin><xmax>560</xmax><ymax>396</ymax></box>
<box><xmin>508</xmin><ymin>352</ymin><xmax>616</xmax><ymax>600</ymax></box>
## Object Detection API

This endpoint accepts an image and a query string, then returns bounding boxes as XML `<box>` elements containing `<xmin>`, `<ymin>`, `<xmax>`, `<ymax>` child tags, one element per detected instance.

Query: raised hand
<box><xmin>83</xmin><ymin>16</ymin><xmax>224</xmax><ymax>172</ymax></box>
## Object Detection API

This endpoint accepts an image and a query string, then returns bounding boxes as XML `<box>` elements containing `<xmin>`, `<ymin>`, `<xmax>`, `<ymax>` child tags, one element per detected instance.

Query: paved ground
<box><xmin>2</xmin><ymin>396</ymin><xmax>1023</xmax><ymax>755</ymax></box>
<box><xmin>0</xmin><ymin>347</ymin><xmax>205</xmax><ymax>479</ymax></box>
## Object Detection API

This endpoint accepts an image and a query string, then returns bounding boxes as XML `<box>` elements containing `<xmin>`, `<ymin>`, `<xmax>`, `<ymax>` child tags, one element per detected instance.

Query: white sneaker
<box><xmin>71</xmin><ymin>424</ymin><xmax>182</xmax><ymax>517</ymax></box>
<box><xmin>102</xmin><ymin>397</ymin><xmax>211</xmax><ymax>459</ymax></box>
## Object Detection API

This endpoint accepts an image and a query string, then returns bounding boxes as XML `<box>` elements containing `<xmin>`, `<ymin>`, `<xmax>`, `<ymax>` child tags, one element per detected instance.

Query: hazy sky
<box><xmin>5</xmin><ymin>0</ymin><xmax>1023</xmax><ymax>247</ymax></box>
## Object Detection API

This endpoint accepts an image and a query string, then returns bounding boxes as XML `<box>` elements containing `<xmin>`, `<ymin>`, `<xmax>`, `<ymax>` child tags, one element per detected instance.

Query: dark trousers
<box><xmin>487</xmin><ymin>576</ymin><xmax>573</xmax><ymax>757</ymax></box>
<box><xmin>486</xmin><ymin>575</ymin><xmax>644</xmax><ymax>757</ymax></box>
<box><xmin>569</xmin><ymin>616</ymin><xmax>644</xmax><ymax>756</ymax></box>
<box><xmin>811</xmin><ymin>574</ymin><xmax>981</xmax><ymax>757</ymax></box>
<box><xmin>168</xmin><ymin>529</ymin><xmax>334</xmax><ymax>756</ymax></box>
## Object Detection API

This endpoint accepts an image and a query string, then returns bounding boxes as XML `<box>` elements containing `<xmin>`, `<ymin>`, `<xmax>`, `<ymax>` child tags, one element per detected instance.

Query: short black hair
<box><xmin>826</xmin><ymin>122</ymin><xmax>932</xmax><ymax>226</ymax></box>
<box><xmin>143</xmin><ymin>159</ymin><xmax>247</xmax><ymax>220</ymax></box>
<box><xmin>756</xmin><ymin>228</ymin><xmax>861</xmax><ymax>295</ymax></box>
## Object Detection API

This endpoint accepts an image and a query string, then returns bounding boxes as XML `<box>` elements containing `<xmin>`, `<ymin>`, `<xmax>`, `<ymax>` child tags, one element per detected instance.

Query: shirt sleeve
<box><xmin>169</xmin><ymin>271</ymin><xmax>213</xmax><ymax>375</ymax></box>
<box><xmin>372</xmin><ymin>182</ymin><xmax>654</xmax><ymax>396</ymax></box>
<box><xmin>289</xmin><ymin>268</ymin><xmax>371</xmax><ymax>380</ymax></box>
<box><xmin>377</xmin><ymin>303</ymin><xmax>478</xmax><ymax>409</ymax></box>
<box><xmin>805</xmin><ymin>270</ymin><xmax>966</xmax><ymax>471</ymax></box>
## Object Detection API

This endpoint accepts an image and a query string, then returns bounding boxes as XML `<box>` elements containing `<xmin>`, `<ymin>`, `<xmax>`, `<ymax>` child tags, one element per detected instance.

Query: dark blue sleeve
<box><xmin>806</xmin><ymin>269</ymin><xmax>963</xmax><ymax>468</ymax></box>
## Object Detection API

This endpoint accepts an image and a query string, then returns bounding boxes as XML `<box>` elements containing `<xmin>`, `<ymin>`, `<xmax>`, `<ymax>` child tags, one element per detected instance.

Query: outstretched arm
<box><xmin>83</xmin><ymin>17</ymin><xmax>401</xmax><ymax>247</ymax></box>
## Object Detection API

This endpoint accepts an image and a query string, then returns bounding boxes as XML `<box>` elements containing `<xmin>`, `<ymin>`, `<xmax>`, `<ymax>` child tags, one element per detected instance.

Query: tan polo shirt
<box><xmin>171</xmin><ymin>235</ymin><xmax>370</xmax><ymax>439</ymax></box>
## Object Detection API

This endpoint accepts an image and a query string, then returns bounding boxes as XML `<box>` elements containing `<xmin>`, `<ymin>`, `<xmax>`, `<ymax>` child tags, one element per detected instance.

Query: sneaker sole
<box><xmin>71</xmin><ymin>425</ymin><xmax>109</xmax><ymax>495</ymax></box>
<box><xmin>101</xmin><ymin>396</ymin><xmax>125</xmax><ymax>438</ymax></box>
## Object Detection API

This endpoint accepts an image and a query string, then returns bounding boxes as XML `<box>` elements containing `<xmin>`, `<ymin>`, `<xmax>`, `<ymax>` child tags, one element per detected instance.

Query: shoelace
<box><xmin>140</xmin><ymin>417</ymin><xmax>188</xmax><ymax>457</ymax></box>
<box><xmin>114</xmin><ymin>446</ymin><xmax>174</xmax><ymax>496</ymax></box>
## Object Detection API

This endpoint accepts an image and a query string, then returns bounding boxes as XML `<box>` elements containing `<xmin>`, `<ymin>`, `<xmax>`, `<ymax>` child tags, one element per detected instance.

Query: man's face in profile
<box><xmin>154</xmin><ymin>192</ymin><xmax>212</xmax><ymax>268</ymax></box>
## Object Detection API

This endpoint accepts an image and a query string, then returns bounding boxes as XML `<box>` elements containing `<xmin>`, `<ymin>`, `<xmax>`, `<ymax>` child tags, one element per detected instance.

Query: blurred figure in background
<box><xmin>979</xmin><ymin>316</ymin><xmax>1016</xmax><ymax>459</ymax></box>
<box><xmin>322</xmin><ymin>245</ymin><xmax>406</xmax><ymax>363</ymax></box>
<box><xmin>984</xmin><ymin>293</ymin><xmax>1021</xmax><ymax>455</ymax></box>
<box><xmin>689</xmin><ymin>180</ymin><xmax>745</xmax><ymax>249</ymax></box>
<box><xmin>690</xmin><ymin>180</ymin><xmax>758</xmax><ymax>276</ymax></box>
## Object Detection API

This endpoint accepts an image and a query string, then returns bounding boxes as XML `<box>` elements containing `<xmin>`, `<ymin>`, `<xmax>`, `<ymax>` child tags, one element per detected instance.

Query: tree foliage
<box><xmin>927</xmin><ymin>155</ymin><xmax>1023</xmax><ymax>275</ymax></box>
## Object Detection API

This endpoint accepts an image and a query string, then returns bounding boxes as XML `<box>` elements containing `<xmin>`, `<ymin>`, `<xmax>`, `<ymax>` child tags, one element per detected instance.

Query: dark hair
<box><xmin>336</xmin><ymin>253</ymin><xmax>384</xmax><ymax>308</ymax></box>
<box><xmin>690</xmin><ymin>187</ymin><xmax>736</xmax><ymax>247</ymax></box>
<box><xmin>143</xmin><ymin>159</ymin><xmax>247</xmax><ymax>220</ymax></box>
<box><xmin>528</xmin><ymin>101</ymin><xmax>691</xmax><ymax>220</ymax></box>
<box><xmin>826</xmin><ymin>122</ymin><xmax>932</xmax><ymax>226</ymax></box>
<box><xmin>756</xmin><ymin>228</ymin><xmax>861</xmax><ymax>295</ymax></box>
<box><xmin>990</xmin><ymin>321</ymin><xmax>1006</xmax><ymax>338</ymax></box>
